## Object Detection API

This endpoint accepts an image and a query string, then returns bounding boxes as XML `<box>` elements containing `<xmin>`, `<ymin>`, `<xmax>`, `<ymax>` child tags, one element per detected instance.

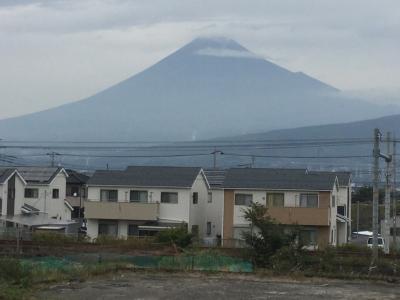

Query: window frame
<box><xmin>24</xmin><ymin>188</ymin><xmax>39</xmax><ymax>199</ymax></box>
<box><xmin>206</xmin><ymin>221</ymin><xmax>212</xmax><ymax>236</ymax></box>
<box><xmin>100</xmin><ymin>189</ymin><xmax>118</xmax><ymax>202</ymax></box>
<box><xmin>234</xmin><ymin>193</ymin><xmax>253</xmax><ymax>206</ymax></box>
<box><xmin>160</xmin><ymin>192</ymin><xmax>178</xmax><ymax>204</ymax></box>
<box><xmin>129</xmin><ymin>190</ymin><xmax>148</xmax><ymax>203</ymax></box>
<box><xmin>207</xmin><ymin>192</ymin><xmax>212</xmax><ymax>203</ymax></box>
<box><xmin>192</xmin><ymin>192</ymin><xmax>198</xmax><ymax>204</ymax></box>
<box><xmin>52</xmin><ymin>188</ymin><xmax>59</xmax><ymax>199</ymax></box>
<box><xmin>299</xmin><ymin>193</ymin><xmax>319</xmax><ymax>208</ymax></box>
<box><xmin>266</xmin><ymin>192</ymin><xmax>285</xmax><ymax>208</ymax></box>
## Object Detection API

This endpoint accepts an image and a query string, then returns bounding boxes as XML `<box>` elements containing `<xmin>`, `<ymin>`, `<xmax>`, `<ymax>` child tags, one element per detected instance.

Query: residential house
<box><xmin>0</xmin><ymin>167</ymin><xmax>76</xmax><ymax>233</ymax></box>
<box><xmin>84</xmin><ymin>166</ymin><xmax>210</xmax><ymax>240</ymax></box>
<box><xmin>220</xmin><ymin>168</ymin><xmax>350</xmax><ymax>249</ymax></box>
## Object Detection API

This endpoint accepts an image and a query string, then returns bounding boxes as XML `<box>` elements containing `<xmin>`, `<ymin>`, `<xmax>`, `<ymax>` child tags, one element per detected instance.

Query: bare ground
<box><xmin>36</xmin><ymin>272</ymin><xmax>400</xmax><ymax>300</ymax></box>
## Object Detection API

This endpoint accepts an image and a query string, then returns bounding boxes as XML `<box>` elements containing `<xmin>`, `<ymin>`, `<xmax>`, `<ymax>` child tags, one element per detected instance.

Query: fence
<box><xmin>21</xmin><ymin>253</ymin><xmax>253</xmax><ymax>273</ymax></box>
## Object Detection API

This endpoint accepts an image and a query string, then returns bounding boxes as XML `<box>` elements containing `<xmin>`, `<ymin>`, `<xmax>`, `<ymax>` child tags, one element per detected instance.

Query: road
<box><xmin>38</xmin><ymin>272</ymin><xmax>400</xmax><ymax>299</ymax></box>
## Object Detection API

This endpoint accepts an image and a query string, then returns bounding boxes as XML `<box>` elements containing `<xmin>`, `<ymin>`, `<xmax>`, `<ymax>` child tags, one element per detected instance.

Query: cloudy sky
<box><xmin>0</xmin><ymin>0</ymin><xmax>399</xmax><ymax>119</ymax></box>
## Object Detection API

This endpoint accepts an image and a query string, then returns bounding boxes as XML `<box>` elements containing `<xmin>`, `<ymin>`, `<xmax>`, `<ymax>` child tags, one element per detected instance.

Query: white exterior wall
<box><xmin>23</xmin><ymin>173</ymin><xmax>71</xmax><ymax>221</ymax></box>
<box><xmin>0</xmin><ymin>174</ymin><xmax>25</xmax><ymax>217</ymax></box>
<box><xmin>188</xmin><ymin>174</ymin><xmax>209</xmax><ymax>237</ymax></box>
<box><xmin>206</xmin><ymin>189</ymin><xmax>224</xmax><ymax>238</ymax></box>
<box><xmin>86</xmin><ymin>173</ymin><xmax>211</xmax><ymax>239</ymax></box>
<box><xmin>87</xmin><ymin>186</ymin><xmax>191</xmax><ymax>224</ymax></box>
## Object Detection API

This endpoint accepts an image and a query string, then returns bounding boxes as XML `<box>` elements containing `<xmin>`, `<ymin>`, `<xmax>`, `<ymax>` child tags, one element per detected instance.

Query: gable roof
<box><xmin>308</xmin><ymin>171</ymin><xmax>351</xmax><ymax>187</ymax></box>
<box><xmin>16</xmin><ymin>167</ymin><xmax>67</xmax><ymax>184</ymax></box>
<box><xmin>0</xmin><ymin>168</ymin><xmax>16</xmax><ymax>184</ymax></box>
<box><xmin>66</xmin><ymin>169</ymin><xmax>90</xmax><ymax>184</ymax></box>
<box><xmin>87</xmin><ymin>166</ymin><xmax>202</xmax><ymax>188</ymax></box>
<box><xmin>223</xmin><ymin>168</ymin><xmax>337</xmax><ymax>191</ymax></box>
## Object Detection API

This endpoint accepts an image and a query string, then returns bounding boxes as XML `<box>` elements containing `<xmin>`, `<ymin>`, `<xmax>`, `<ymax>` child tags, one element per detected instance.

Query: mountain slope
<box><xmin>231</xmin><ymin>113</ymin><xmax>400</xmax><ymax>141</ymax></box>
<box><xmin>0</xmin><ymin>37</ymin><xmax>397</xmax><ymax>141</ymax></box>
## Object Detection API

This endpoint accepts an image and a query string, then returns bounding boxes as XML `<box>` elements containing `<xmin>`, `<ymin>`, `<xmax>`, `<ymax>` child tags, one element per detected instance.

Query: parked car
<box><xmin>367</xmin><ymin>236</ymin><xmax>385</xmax><ymax>248</ymax></box>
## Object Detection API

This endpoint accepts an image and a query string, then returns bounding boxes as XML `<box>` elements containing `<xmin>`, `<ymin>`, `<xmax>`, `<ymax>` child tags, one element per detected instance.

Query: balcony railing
<box><xmin>267</xmin><ymin>207</ymin><xmax>330</xmax><ymax>226</ymax></box>
<box><xmin>84</xmin><ymin>200</ymin><xmax>159</xmax><ymax>221</ymax></box>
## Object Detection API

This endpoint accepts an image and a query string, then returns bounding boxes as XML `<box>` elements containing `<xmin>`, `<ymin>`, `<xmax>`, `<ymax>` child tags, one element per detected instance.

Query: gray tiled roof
<box><xmin>0</xmin><ymin>168</ymin><xmax>16</xmax><ymax>184</ymax></box>
<box><xmin>223</xmin><ymin>168</ymin><xmax>337</xmax><ymax>191</ymax></box>
<box><xmin>87</xmin><ymin>166</ymin><xmax>202</xmax><ymax>188</ymax></box>
<box><xmin>308</xmin><ymin>171</ymin><xmax>351</xmax><ymax>187</ymax></box>
<box><xmin>16</xmin><ymin>167</ymin><xmax>63</xmax><ymax>184</ymax></box>
<box><xmin>66</xmin><ymin>169</ymin><xmax>90</xmax><ymax>184</ymax></box>
<box><xmin>203</xmin><ymin>169</ymin><xmax>227</xmax><ymax>188</ymax></box>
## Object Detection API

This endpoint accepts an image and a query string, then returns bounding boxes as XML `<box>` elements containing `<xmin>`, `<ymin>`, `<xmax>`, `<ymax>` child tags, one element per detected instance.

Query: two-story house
<box><xmin>0</xmin><ymin>166</ymin><xmax>76</xmax><ymax>232</ymax></box>
<box><xmin>85</xmin><ymin>166</ymin><xmax>210</xmax><ymax>239</ymax></box>
<box><xmin>220</xmin><ymin>168</ymin><xmax>347</xmax><ymax>249</ymax></box>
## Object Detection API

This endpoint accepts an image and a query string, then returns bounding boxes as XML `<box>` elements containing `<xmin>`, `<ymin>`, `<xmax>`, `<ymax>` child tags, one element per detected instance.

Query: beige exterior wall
<box><xmin>222</xmin><ymin>188</ymin><xmax>339</xmax><ymax>249</ymax></box>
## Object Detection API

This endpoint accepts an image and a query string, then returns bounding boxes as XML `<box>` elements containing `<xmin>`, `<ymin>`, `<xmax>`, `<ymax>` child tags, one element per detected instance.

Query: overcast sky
<box><xmin>1</xmin><ymin>0</ymin><xmax>399</xmax><ymax>119</ymax></box>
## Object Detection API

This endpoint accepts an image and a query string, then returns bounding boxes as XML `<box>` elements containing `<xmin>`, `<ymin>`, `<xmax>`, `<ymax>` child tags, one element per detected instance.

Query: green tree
<box><xmin>242</xmin><ymin>203</ymin><xmax>299</xmax><ymax>267</ymax></box>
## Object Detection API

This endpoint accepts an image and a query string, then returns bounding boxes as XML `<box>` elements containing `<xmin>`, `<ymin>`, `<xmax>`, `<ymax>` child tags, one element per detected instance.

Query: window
<box><xmin>267</xmin><ymin>193</ymin><xmax>284</xmax><ymax>207</ymax></box>
<box><xmin>234</xmin><ymin>194</ymin><xmax>253</xmax><ymax>206</ymax></box>
<box><xmin>299</xmin><ymin>194</ymin><xmax>318</xmax><ymax>208</ymax></box>
<box><xmin>0</xmin><ymin>198</ymin><xmax>2</xmax><ymax>215</ymax></box>
<box><xmin>100</xmin><ymin>190</ymin><xmax>118</xmax><ymax>202</ymax></box>
<box><xmin>299</xmin><ymin>230</ymin><xmax>317</xmax><ymax>246</ymax></box>
<box><xmin>192</xmin><ymin>192</ymin><xmax>198</xmax><ymax>204</ymax></box>
<box><xmin>128</xmin><ymin>224</ymin><xmax>139</xmax><ymax>236</ymax></box>
<box><xmin>52</xmin><ymin>189</ymin><xmax>59</xmax><ymax>199</ymax></box>
<box><xmin>332</xmin><ymin>195</ymin><xmax>336</xmax><ymax>207</ymax></box>
<box><xmin>208</xmin><ymin>192</ymin><xmax>212</xmax><ymax>203</ymax></box>
<box><xmin>206</xmin><ymin>222</ymin><xmax>212</xmax><ymax>236</ymax></box>
<box><xmin>24</xmin><ymin>188</ymin><xmax>38</xmax><ymax>198</ymax></box>
<box><xmin>130</xmin><ymin>190</ymin><xmax>148</xmax><ymax>203</ymax></box>
<box><xmin>337</xmin><ymin>205</ymin><xmax>346</xmax><ymax>216</ymax></box>
<box><xmin>69</xmin><ymin>186</ymin><xmax>80</xmax><ymax>197</ymax></box>
<box><xmin>161</xmin><ymin>192</ymin><xmax>178</xmax><ymax>204</ymax></box>
<box><xmin>191</xmin><ymin>225</ymin><xmax>199</xmax><ymax>237</ymax></box>
<box><xmin>98</xmin><ymin>221</ymin><xmax>118</xmax><ymax>236</ymax></box>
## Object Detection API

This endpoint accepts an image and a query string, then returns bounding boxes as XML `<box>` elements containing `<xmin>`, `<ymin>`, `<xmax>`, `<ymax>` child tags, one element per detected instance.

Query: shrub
<box><xmin>242</xmin><ymin>203</ymin><xmax>299</xmax><ymax>267</ymax></box>
<box><xmin>270</xmin><ymin>246</ymin><xmax>305</xmax><ymax>273</ymax></box>
<box><xmin>0</xmin><ymin>258</ymin><xmax>32</xmax><ymax>287</ymax></box>
<box><xmin>156</xmin><ymin>226</ymin><xmax>193</xmax><ymax>248</ymax></box>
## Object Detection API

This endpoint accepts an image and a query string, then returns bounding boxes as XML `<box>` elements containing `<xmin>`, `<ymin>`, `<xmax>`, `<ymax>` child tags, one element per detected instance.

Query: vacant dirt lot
<box><xmin>37</xmin><ymin>272</ymin><xmax>400</xmax><ymax>300</ymax></box>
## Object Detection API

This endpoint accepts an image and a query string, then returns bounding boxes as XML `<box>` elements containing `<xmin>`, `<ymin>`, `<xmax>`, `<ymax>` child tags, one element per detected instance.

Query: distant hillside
<box><xmin>0</xmin><ymin>37</ymin><xmax>397</xmax><ymax>141</ymax></box>
<box><xmin>229</xmin><ymin>114</ymin><xmax>400</xmax><ymax>140</ymax></box>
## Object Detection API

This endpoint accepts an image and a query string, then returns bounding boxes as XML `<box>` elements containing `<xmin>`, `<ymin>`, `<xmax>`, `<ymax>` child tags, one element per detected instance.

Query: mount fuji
<box><xmin>0</xmin><ymin>37</ymin><xmax>397</xmax><ymax>141</ymax></box>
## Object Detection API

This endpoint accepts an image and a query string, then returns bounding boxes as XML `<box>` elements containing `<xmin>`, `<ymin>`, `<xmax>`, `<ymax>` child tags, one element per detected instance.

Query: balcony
<box><xmin>84</xmin><ymin>200</ymin><xmax>159</xmax><ymax>221</ymax></box>
<box><xmin>267</xmin><ymin>207</ymin><xmax>330</xmax><ymax>226</ymax></box>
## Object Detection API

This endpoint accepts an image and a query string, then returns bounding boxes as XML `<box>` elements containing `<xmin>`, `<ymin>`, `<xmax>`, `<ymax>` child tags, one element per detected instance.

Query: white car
<box><xmin>367</xmin><ymin>237</ymin><xmax>385</xmax><ymax>248</ymax></box>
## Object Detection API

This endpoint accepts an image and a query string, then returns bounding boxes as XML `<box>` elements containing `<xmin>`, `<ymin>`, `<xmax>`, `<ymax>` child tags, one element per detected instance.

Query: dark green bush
<box><xmin>156</xmin><ymin>226</ymin><xmax>193</xmax><ymax>248</ymax></box>
<box><xmin>0</xmin><ymin>258</ymin><xmax>32</xmax><ymax>287</ymax></box>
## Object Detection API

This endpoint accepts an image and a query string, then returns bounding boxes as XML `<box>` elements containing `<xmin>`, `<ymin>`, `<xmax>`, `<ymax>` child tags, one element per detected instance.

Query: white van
<box><xmin>367</xmin><ymin>236</ymin><xmax>385</xmax><ymax>248</ymax></box>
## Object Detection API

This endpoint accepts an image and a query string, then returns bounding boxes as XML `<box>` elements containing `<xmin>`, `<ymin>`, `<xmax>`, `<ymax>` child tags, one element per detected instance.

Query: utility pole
<box><xmin>371</xmin><ymin>128</ymin><xmax>392</xmax><ymax>260</ymax></box>
<box><xmin>393</xmin><ymin>133</ymin><xmax>397</xmax><ymax>251</ymax></box>
<box><xmin>384</xmin><ymin>132</ymin><xmax>392</xmax><ymax>253</ymax></box>
<box><xmin>251</xmin><ymin>155</ymin><xmax>255</xmax><ymax>168</ymax></box>
<box><xmin>372</xmin><ymin>128</ymin><xmax>381</xmax><ymax>261</ymax></box>
<box><xmin>357</xmin><ymin>200</ymin><xmax>360</xmax><ymax>233</ymax></box>
<box><xmin>46</xmin><ymin>151</ymin><xmax>59</xmax><ymax>167</ymax></box>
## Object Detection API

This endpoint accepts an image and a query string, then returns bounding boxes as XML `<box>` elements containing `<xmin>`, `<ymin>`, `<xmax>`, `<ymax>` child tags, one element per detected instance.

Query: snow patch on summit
<box><xmin>195</xmin><ymin>47</ymin><xmax>261</xmax><ymax>59</ymax></box>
